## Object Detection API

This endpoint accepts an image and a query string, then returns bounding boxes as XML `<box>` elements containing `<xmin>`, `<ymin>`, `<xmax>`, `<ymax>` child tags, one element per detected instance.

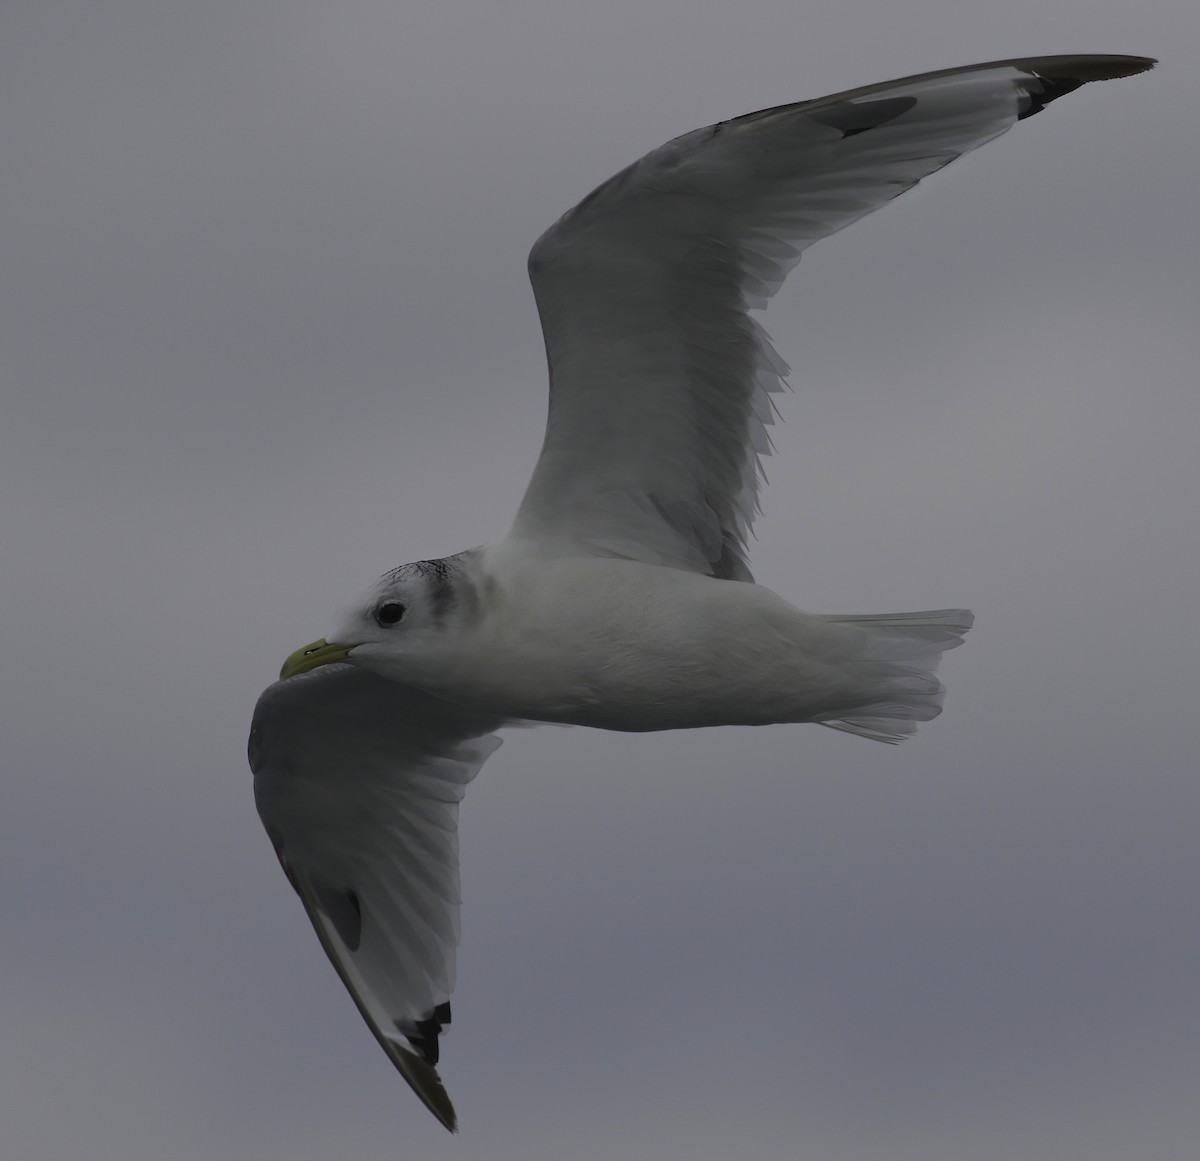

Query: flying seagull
<box><xmin>248</xmin><ymin>55</ymin><xmax>1153</xmax><ymax>1131</ymax></box>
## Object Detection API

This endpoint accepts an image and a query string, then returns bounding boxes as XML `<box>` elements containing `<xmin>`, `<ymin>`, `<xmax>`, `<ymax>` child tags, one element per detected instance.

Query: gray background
<box><xmin>3</xmin><ymin>2</ymin><xmax>1196</xmax><ymax>1158</ymax></box>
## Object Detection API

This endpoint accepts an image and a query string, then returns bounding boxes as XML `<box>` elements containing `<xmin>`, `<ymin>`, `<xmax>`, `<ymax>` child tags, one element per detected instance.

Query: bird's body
<box><xmin>248</xmin><ymin>54</ymin><xmax>1154</xmax><ymax>1131</ymax></box>
<box><xmin>345</xmin><ymin>546</ymin><xmax>967</xmax><ymax>734</ymax></box>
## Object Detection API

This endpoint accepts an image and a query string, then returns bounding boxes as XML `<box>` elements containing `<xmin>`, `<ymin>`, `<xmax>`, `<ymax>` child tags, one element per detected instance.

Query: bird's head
<box><xmin>279</xmin><ymin>556</ymin><xmax>475</xmax><ymax>683</ymax></box>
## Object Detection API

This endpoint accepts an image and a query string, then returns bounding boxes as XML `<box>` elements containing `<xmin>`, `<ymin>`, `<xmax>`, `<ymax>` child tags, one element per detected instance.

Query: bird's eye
<box><xmin>375</xmin><ymin>601</ymin><xmax>407</xmax><ymax>626</ymax></box>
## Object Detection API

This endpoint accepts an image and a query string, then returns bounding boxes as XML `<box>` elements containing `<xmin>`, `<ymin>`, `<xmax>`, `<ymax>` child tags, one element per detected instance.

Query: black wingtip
<box><xmin>1022</xmin><ymin>54</ymin><xmax>1157</xmax><ymax>83</ymax></box>
<box><xmin>282</xmin><ymin>867</ymin><xmax>461</xmax><ymax>1132</ymax></box>
<box><xmin>1015</xmin><ymin>55</ymin><xmax>1155</xmax><ymax>120</ymax></box>
<box><xmin>386</xmin><ymin>1044</ymin><xmax>459</xmax><ymax>1133</ymax></box>
<box><xmin>387</xmin><ymin>1003</ymin><xmax>457</xmax><ymax>1129</ymax></box>
<box><xmin>396</xmin><ymin>1001</ymin><xmax>452</xmax><ymax>1066</ymax></box>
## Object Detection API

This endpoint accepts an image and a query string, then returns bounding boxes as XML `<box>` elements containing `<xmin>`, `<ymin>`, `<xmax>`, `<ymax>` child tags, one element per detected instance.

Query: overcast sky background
<box><xmin>2</xmin><ymin>3</ymin><xmax>1196</xmax><ymax>1159</ymax></box>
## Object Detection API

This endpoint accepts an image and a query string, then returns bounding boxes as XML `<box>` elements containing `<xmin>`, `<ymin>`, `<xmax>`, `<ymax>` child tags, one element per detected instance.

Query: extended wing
<box><xmin>249</xmin><ymin>665</ymin><xmax>504</xmax><ymax>1132</ymax></box>
<box><xmin>510</xmin><ymin>55</ymin><xmax>1153</xmax><ymax>580</ymax></box>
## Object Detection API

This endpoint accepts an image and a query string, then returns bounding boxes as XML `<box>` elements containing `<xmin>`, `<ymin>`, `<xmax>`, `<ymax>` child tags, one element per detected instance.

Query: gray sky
<box><xmin>3</xmin><ymin>2</ymin><xmax>1196</xmax><ymax>1158</ymax></box>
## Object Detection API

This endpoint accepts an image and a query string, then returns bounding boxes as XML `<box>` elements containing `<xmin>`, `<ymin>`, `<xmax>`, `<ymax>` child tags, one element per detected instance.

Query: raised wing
<box><xmin>249</xmin><ymin>664</ymin><xmax>504</xmax><ymax>1132</ymax></box>
<box><xmin>510</xmin><ymin>55</ymin><xmax>1153</xmax><ymax>580</ymax></box>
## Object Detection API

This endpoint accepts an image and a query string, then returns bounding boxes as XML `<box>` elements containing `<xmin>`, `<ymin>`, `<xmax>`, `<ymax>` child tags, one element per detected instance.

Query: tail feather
<box><xmin>818</xmin><ymin>608</ymin><xmax>974</xmax><ymax>743</ymax></box>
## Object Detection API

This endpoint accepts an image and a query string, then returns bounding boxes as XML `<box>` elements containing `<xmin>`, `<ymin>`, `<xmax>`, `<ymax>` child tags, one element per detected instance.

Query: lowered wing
<box><xmin>249</xmin><ymin>664</ymin><xmax>504</xmax><ymax>1132</ymax></box>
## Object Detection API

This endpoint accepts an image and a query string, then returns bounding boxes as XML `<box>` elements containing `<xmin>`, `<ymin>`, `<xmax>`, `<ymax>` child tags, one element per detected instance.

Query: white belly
<box><xmin>422</xmin><ymin>553</ymin><xmax>869</xmax><ymax>730</ymax></box>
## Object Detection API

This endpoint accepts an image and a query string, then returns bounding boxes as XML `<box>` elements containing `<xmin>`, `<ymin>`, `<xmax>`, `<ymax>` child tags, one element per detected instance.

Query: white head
<box><xmin>278</xmin><ymin>553</ymin><xmax>481</xmax><ymax>684</ymax></box>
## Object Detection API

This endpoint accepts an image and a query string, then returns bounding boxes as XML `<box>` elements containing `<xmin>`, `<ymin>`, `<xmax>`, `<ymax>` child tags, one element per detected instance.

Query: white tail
<box><xmin>817</xmin><ymin>609</ymin><xmax>974</xmax><ymax>744</ymax></box>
